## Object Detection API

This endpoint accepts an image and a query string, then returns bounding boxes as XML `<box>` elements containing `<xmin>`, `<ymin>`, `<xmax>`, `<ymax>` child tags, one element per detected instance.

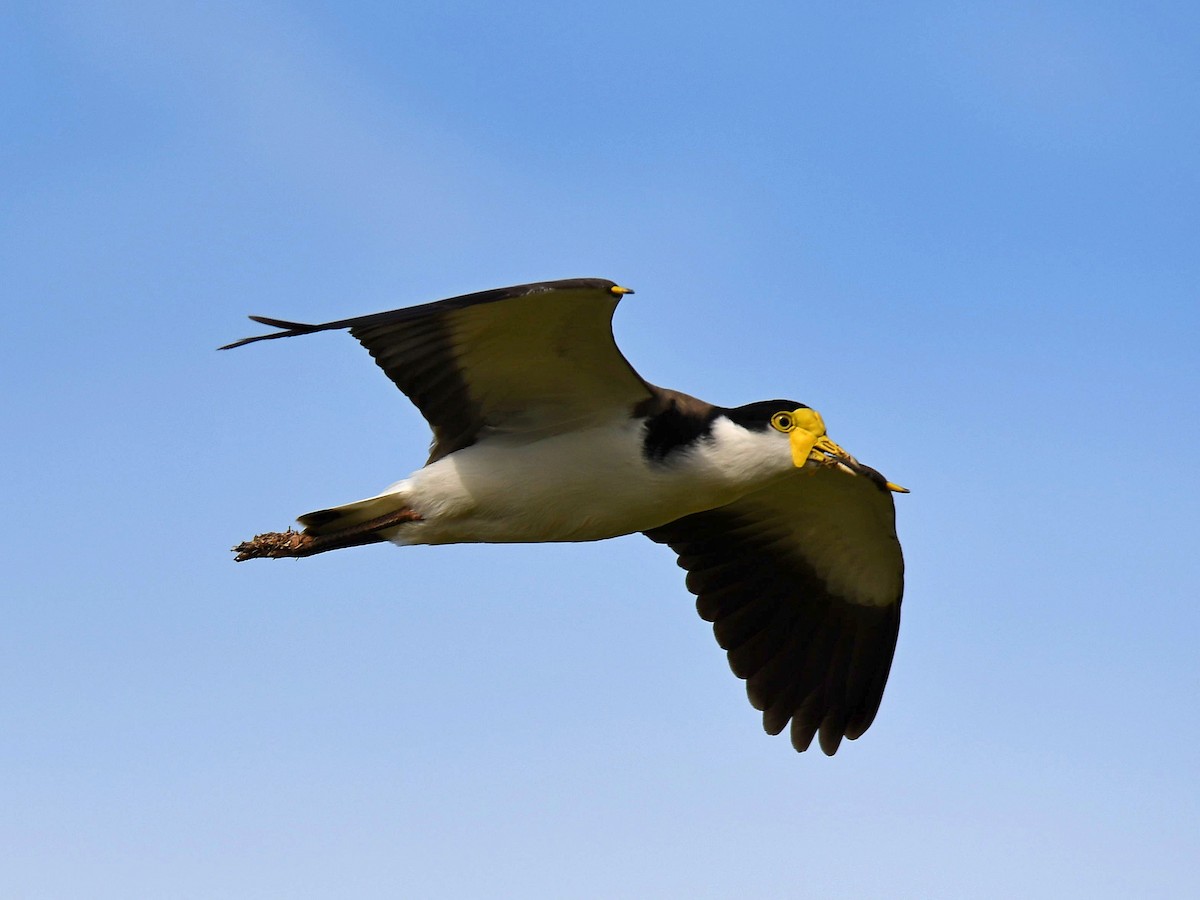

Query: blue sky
<box><xmin>4</xmin><ymin>1</ymin><xmax>1198</xmax><ymax>896</ymax></box>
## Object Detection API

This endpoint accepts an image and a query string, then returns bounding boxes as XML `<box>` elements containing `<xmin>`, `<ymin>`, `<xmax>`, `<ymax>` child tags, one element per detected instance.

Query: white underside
<box><xmin>372</xmin><ymin>416</ymin><xmax>795</xmax><ymax>545</ymax></box>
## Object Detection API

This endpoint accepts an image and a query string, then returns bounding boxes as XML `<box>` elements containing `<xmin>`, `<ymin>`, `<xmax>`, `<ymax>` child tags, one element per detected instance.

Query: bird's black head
<box><xmin>723</xmin><ymin>399</ymin><xmax>809</xmax><ymax>431</ymax></box>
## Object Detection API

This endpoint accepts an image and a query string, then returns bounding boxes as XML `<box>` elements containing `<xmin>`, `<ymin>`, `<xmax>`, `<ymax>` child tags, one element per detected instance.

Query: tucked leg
<box><xmin>233</xmin><ymin>508</ymin><xmax>421</xmax><ymax>561</ymax></box>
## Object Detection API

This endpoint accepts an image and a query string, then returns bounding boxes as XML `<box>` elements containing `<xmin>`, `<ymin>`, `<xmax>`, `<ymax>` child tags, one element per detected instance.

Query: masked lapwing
<box><xmin>223</xmin><ymin>278</ymin><xmax>908</xmax><ymax>755</ymax></box>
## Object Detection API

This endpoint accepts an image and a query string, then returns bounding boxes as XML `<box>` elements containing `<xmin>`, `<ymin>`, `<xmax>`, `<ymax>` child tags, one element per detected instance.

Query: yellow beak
<box><xmin>787</xmin><ymin>408</ymin><xmax>909</xmax><ymax>493</ymax></box>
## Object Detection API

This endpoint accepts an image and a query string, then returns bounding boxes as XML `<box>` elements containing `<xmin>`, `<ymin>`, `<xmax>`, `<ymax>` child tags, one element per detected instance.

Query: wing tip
<box><xmin>218</xmin><ymin>316</ymin><xmax>320</xmax><ymax>351</ymax></box>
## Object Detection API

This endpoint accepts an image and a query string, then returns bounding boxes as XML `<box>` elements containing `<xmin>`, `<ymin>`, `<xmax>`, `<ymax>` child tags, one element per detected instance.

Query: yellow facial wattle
<box><xmin>770</xmin><ymin>407</ymin><xmax>831</xmax><ymax>468</ymax></box>
<box><xmin>771</xmin><ymin>405</ymin><xmax>909</xmax><ymax>493</ymax></box>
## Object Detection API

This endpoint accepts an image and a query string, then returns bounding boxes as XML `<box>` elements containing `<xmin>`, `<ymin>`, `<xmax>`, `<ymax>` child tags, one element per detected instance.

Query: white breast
<box><xmin>383</xmin><ymin>416</ymin><xmax>790</xmax><ymax>545</ymax></box>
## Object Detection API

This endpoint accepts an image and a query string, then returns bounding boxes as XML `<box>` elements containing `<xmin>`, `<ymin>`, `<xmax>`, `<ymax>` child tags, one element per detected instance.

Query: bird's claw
<box><xmin>233</xmin><ymin>528</ymin><xmax>315</xmax><ymax>561</ymax></box>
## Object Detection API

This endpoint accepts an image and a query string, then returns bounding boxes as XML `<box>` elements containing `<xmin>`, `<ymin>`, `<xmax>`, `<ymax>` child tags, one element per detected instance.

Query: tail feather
<box><xmin>298</xmin><ymin>491</ymin><xmax>411</xmax><ymax>536</ymax></box>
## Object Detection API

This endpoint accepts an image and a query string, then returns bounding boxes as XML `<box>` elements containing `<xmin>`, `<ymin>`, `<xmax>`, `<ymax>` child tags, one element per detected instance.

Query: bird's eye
<box><xmin>771</xmin><ymin>412</ymin><xmax>793</xmax><ymax>433</ymax></box>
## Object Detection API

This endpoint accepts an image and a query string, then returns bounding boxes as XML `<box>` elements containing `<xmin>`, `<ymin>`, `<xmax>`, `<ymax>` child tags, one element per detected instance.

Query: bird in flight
<box><xmin>223</xmin><ymin>278</ymin><xmax>908</xmax><ymax>755</ymax></box>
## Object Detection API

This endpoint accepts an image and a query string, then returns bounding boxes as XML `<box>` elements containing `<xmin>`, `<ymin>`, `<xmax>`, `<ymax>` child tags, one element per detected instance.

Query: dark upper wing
<box><xmin>221</xmin><ymin>278</ymin><xmax>654</xmax><ymax>461</ymax></box>
<box><xmin>645</xmin><ymin>466</ymin><xmax>904</xmax><ymax>755</ymax></box>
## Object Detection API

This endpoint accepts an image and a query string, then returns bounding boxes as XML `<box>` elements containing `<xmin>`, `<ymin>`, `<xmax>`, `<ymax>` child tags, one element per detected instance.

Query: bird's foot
<box><xmin>232</xmin><ymin>508</ymin><xmax>422</xmax><ymax>561</ymax></box>
<box><xmin>233</xmin><ymin>528</ymin><xmax>319</xmax><ymax>561</ymax></box>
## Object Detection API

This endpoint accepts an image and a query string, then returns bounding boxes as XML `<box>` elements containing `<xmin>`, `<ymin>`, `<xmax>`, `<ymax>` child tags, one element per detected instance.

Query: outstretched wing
<box><xmin>645</xmin><ymin>466</ymin><xmax>904</xmax><ymax>755</ymax></box>
<box><xmin>221</xmin><ymin>278</ymin><xmax>654</xmax><ymax>461</ymax></box>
